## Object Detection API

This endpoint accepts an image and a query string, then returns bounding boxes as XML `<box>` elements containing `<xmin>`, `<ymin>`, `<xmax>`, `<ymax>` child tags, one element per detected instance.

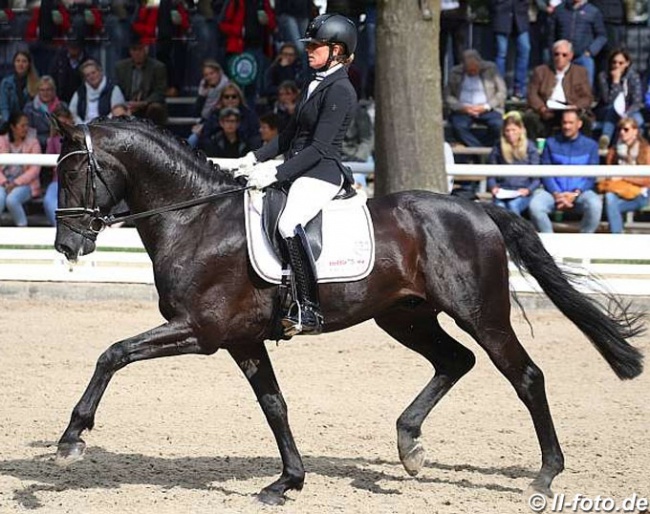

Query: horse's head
<box><xmin>54</xmin><ymin>120</ymin><xmax>127</xmax><ymax>261</ymax></box>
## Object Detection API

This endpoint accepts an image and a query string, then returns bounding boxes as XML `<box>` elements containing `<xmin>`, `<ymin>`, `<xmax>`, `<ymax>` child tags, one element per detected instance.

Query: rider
<box><xmin>235</xmin><ymin>13</ymin><xmax>358</xmax><ymax>336</ymax></box>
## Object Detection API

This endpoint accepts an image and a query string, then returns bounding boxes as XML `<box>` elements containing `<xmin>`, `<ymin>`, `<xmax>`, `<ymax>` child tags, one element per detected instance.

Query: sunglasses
<box><xmin>222</xmin><ymin>94</ymin><xmax>238</xmax><ymax>100</ymax></box>
<box><xmin>554</xmin><ymin>52</ymin><xmax>569</xmax><ymax>57</ymax></box>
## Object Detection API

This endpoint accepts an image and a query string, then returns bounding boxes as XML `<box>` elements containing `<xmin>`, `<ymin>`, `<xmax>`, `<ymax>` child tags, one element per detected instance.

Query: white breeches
<box><xmin>278</xmin><ymin>176</ymin><xmax>343</xmax><ymax>238</ymax></box>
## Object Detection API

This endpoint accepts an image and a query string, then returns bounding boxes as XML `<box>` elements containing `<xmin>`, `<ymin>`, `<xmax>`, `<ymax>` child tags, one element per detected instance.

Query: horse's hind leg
<box><xmin>228</xmin><ymin>343</ymin><xmax>304</xmax><ymax>506</ymax></box>
<box><xmin>462</xmin><ymin>312</ymin><xmax>564</xmax><ymax>496</ymax></box>
<box><xmin>375</xmin><ymin>305</ymin><xmax>476</xmax><ymax>477</ymax></box>
<box><xmin>57</xmin><ymin>320</ymin><xmax>206</xmax><ymax>463</ymax></box>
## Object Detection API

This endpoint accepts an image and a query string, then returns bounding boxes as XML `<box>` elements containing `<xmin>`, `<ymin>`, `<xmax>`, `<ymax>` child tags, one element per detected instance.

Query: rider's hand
<box><xmin>233</xmin><ymin>151</ymin><xmax>257</xmax><ymax>178</ymax></box>
<box><xmin>247</xmin><ymin>161</ymin><xmax>278</xmax><ymax>190</ymax></box>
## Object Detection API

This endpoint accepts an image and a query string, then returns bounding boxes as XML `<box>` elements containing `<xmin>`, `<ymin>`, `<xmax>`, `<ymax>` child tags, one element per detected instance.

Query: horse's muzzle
<box><xmin>55</xmin><ymin>226</ymin><xmax>97</xmax><ymax>262</ymax></box>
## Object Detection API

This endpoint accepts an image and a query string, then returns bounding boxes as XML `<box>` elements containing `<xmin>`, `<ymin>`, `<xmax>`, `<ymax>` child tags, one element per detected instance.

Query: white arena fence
<box><xmin>0</xmin><ymin>155</ymin><xmax>649</xmax><ymax>296</ymax></box>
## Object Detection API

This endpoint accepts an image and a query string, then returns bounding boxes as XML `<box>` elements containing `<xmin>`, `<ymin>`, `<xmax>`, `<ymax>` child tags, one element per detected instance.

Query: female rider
<box><xmin>235</xmin><ymin>13</ymin><xmax>358</xmax><ymax>336</ymax></box>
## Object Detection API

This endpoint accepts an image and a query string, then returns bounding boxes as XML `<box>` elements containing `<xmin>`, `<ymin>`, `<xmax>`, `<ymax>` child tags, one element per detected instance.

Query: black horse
<box><xmin>52</xmin><ymin>118</ymin><xmax>644</xmax><ymax>505</ymax></box>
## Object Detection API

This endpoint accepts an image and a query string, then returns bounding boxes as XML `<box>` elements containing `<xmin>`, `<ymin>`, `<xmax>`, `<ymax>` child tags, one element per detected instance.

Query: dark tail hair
<box><xmin>481</xmin><ymin>202</ymin><xmax>645</xmax><ymax>380</ymax></box>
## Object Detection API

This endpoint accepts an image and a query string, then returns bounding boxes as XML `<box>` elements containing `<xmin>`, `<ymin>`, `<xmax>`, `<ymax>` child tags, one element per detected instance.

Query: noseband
<box><xmin>55</xmin><ymin>124</ymin><xmax>119</xmax><ymax>234</ymax></box>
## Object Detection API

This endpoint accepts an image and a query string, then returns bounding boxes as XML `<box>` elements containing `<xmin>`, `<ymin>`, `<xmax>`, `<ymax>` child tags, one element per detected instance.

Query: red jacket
<box><xmin>25</xmin><ymin>5</ymin><xmax>71</xmax><ymax>43</ymax></box>
<box><xmin>219</xmin><ymin>0</ymin><xmax>277</xmax><ymax>57</ymax></box>
<box><xmin>132</xmin><ymin>4</ymin><xmax>190</xmax><ymax>45</ymax></box>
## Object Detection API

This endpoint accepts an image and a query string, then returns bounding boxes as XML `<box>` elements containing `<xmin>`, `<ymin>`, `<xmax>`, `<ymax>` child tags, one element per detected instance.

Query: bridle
<box><xmin>55</xmin><ymin>124</ymin><xmax>251</xmax><ymax>236</ymax></box>
<box><xmin>55</xmin><ymin>124</ymin><xmax>120</xmax><ymax>234</ymax></box>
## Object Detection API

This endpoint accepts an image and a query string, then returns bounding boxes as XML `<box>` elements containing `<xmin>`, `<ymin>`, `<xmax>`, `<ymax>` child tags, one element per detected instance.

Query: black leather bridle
<box><xmin>55</xmin><ymin>124</ymin><xmax>251</xmax><ymax>235</ymax></box>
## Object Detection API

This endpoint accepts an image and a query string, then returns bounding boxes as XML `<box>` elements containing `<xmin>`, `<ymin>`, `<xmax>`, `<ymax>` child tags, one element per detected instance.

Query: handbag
<box><xmin>597</xmin><ymin>179</ymin><xmax>642</xmax><ymax>200</ymax></box>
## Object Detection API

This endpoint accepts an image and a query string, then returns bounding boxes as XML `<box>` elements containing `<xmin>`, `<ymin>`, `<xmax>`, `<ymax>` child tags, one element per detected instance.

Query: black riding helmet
<box><xmin>299</xmin><ymin>13</ymin><xmax>358</xmax><ymax>56</ymax></box>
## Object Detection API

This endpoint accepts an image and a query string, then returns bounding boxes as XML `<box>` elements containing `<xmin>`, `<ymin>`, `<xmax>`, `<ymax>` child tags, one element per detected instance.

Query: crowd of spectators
<box><xmin>0</xmin><ymin>0</ymin><xmax>650</xmax><ymax>234</ymax></box>
<box><xmin>443</xmin><ymin>0</ymin><xmax>650</xmax><ymax>233</ymax></box>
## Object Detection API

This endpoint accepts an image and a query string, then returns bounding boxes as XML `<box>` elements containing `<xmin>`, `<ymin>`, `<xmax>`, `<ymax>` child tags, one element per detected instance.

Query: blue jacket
<box><xmin>487</xmin><ymin>139</ymin><xmax>541</xmax><ymax>190</ymax></box>
<box><xmin>541</xmin><ymin>132</ymin><xmax>599</xmax><ymax>193</ymax></box>
<box><xmin>490</xmin><ymin>0</ymin><xmax>530</xmax><ymax>35</ymax></box>
<box><xmin>549</xmin><ymin>1</ymin><xmax>607</xmax><ymax>58</ymax></box>
<box><xmin>0</xmin><ymin>75</ymin><xmax>31</xmax><ymax>125</ymax></box>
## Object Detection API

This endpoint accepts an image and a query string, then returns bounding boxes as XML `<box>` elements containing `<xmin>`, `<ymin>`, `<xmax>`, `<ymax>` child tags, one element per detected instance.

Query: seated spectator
<box><xmin>23</xmin><ymin>76</ymin><xmax>63</xmax><ymax>151</ymax></box>
<box><xmin>444</xmin><ymin>49</ymin><xmax>506</xmax><ymax>148</ymax></box>
<box><xmin>188</xmin><ymin>60</ymin><xmax>230</xmax><ymax>148</ymax></box>
<box><xmin>342</xmin><ymin>97</ymin><xmax>374</xmax><ymax>191</ymax></box>
<box><xmin>264</xmin><ymin>42</ymin><xmax>305</xmax><ymax>102</ymax></box>
<box><xmin>198</xmin><ymin>107</ymin><xmax>250</xmax><ymax>158</ymax></box>
<box><xmin>259</xmin><ymin>112</ymin><xmax>279</xmax><ymax>145</ymax></box>
<box><xmin>525</xmin><ymin>40</ymin><xmax>593</xmax><ymax>140</ymax></box>
<box><xmin>599</xmin><ymin>117</ymin><xmax>650</xmax><ymax>233</ymax></box>
<box><xmin>115</xmin><ymin>40</ymin><xmax>169</xmax><ymax>126</ymax></box>
<box><xmin>0</xmin><ymin>50</ymin><xmax>39</xmax><ymax>127</ymax></box>
<box><xmin>548</xmin><ymin>0</ymin><xmax>607</xmax><ymax>86</ymax></box>
<box><xmin>43</xmin><ymin>104</ymin><xmax>74</xmax><ymax>226</ymax></box>
<box><xmin>273</xmin><ymin>80</ymin><xmax>300</xmax><ymax>132</ymax></box>
<box><xmin>596</xmin><ymin>49</ymin><xmax>645</xmax><ymax>150</ymax></box>
<box><xmin>199</xmin><ymin>83</ymin><xmax>261</xmax><ymax>150</ymax></box>
<box><xmin>0</xmin><ymin>112</ymin><xmax>41</xmax><ymax>227</ymax></box>
<box><xmin>529</xmin><ymin>109</ymin><xmax>602</xmax><ymax>233</ymax></box>
<box><xmin>487</xmin><ymin>111</ymin><xmax>540</xmax><ymax>216</ymax></box>
<box><xmin>69</xmin><ymin>60</ymin><xmax>126</xmax><ymax>125</ymax></box>
<box><xmin>48</xmin><ymin>38</ymin><xmax>92</xmax><ymax>104</ymax></box>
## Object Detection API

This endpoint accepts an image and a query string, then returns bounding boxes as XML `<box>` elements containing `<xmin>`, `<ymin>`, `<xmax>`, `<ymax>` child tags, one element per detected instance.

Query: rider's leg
<box><xmin>278</xmin><ymin>176</ymin><xmax>342</xmax><ymax>335</ymax></box>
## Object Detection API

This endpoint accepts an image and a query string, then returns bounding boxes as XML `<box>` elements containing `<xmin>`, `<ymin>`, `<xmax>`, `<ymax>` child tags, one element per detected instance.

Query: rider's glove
<box><xmin>247</xmin><ymin>161</ymin><xmax>278</xmax><ymax>190</ymax></box>
<box><xmin>232</xmin><ymin>151</ymin><xmax>257</xmax><ymax>178</ymax></box>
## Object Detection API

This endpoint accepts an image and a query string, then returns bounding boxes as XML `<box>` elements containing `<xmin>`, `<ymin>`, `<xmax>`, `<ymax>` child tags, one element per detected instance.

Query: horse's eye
<box><xmin>65</xmin><ymin>171</ymin><xmax>80</xmax><ymax>181</ymax></box>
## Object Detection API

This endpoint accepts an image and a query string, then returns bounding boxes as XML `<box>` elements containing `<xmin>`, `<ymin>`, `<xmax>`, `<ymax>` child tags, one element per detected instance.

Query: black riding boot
<box><xmin>281</xmin><ymin>235</ymin><xmax>323</xmax><ymax>336</ymax></box>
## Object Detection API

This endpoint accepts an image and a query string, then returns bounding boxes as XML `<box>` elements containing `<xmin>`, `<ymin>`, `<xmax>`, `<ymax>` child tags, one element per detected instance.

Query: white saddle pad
<box><xmin>245</xmin><ymin>189</ymin><xmax>375</xmax><ymax>284</ymax></box>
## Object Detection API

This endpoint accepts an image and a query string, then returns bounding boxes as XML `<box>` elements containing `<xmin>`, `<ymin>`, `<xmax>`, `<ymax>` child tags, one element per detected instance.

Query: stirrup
<box><xmin>281</xmin><ymin>303</ymin><xmax>323</xmax><ymax>336</ymax></box>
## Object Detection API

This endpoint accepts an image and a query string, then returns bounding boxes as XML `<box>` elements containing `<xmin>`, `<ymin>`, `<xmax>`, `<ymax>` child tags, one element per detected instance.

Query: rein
<box><xmin>55</xmin><ymin>124</ymin><xmax>250</xmax><ymax>233</ymax></box>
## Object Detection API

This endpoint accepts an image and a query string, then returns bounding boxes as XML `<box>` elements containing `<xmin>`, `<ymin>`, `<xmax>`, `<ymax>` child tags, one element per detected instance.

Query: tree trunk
<box><xmin>374</xmin><ymin>0</ymin><xmax>446</xmax><ymax>196</ymax></box>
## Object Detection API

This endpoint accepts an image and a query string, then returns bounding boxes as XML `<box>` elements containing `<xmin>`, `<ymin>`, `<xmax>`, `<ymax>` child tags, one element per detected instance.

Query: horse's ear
<box><xmin>47</xmin><ymin>112</ymin><xmax>75</xmax><ymax>140</ymax></box>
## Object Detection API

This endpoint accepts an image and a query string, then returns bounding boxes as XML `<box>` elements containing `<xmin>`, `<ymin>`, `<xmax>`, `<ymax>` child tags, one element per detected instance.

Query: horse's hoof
<box><xmin>257</xmin><ymin>489</ymin><xmax>286</xmax><ymax>506</ymax></box>
<box><xmin>55</xmin><ymin>441</ymin><xmax>86</xmax><ymax>467</ymax></box>
<box><xmin>525</xmin><ymin>481</ymin><xmax>553</xmax><ymax>500</ymax></box>
<box><xmin>398</xmin><ymin>434</ymin><xmax>426</xmax><ymax>476</ymax></box>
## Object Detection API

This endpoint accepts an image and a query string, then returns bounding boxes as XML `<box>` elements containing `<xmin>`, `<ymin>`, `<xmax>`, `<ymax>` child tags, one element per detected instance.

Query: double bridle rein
<box><xmin>55</xmin><ymin>124</ymin><xmax>250</xmax><ymax>235</ymax></box>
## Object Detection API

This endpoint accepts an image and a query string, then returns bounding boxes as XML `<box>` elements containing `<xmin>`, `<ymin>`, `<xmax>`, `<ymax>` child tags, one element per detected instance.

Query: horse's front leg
<box><xmin>228</xmin><ymin>343</ymin><xmax>305</xmax><ymax>505</ymax></box>
<box><xmin>56</xmin><ymin>320</ymin><xmax>207</xmax><ymax>463</ymax></box>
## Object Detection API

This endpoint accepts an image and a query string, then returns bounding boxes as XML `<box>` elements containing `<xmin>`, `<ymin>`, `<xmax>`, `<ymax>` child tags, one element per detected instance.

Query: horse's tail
<box><xmin>480</xmin><ymin>202</ymin><xmax>644</xmax><ymax>380</ymax></box>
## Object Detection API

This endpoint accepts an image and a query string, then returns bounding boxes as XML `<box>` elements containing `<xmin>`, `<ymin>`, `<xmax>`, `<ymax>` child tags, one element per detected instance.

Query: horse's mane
<box><xmin>89</xmin><ymin>116</ymin><xmax>237</xmax><ymax>189</ymax></box>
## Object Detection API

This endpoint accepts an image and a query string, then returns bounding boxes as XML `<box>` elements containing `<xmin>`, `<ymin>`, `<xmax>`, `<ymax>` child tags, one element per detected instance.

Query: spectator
<box><xmin>0</xmin><ymin>50</ymin><xmax>39</xmax><ymax>127</ymax></box>
<box><xmin>0</xmin><ymin>112</ymin><xmax>41</xmax><ymax>227</ymax></box>
<box><xmin>525</xmin><ymin>39</ymin><xmax>593</xmax><ymax>140</ymax></box>
<box><xmin>115</xmin><ymin>39</ymin><xmax>168</xmax><ymax>126</ymax></box>
<box><xmin>48</xmin><ymin>38</ymin><xmax>92</xmax><ymax>104</ymax></box>
<box><xmin>273</xmin><ymin>80</ymin><xmax>300</xmax><ymax>132</ymax></box>
<box><xmin>528</xmin><ymin>109</ymin><xmax>602</xmax><ymax>233</ymax></box>
<box><xmin>198</xmin><ymin>107</ymin><xmax>250</xmax><ymax>158</ymax></box>
<box><xmin>595</xmin><ymin>49</ymin><xmax>644</xmax><ymax>150</ymax></box>
<box><xmin>530</xmin><ymin>1</ymin><xmax>557</xmax><ymax>66</ymax></box>
<box><xmin>199</xmin><ymin>83</ymin><xmax>261</xmax><ymax>150</ymax></box>
<box><xmin>23</xmin><ymin>76</ymin><xmax>63</xmax><ymax>151</ymax></box>
<box><xmin>69</xmin><ymin>60</ymin><xmax>126</xmax><ymax>125</ymax></box>
<box><xmin>440</xmin><ymin>0</ymin><xmax>468</xmax><ymax>83</ymax></box>
<box><xmin>444</xmin><ymin>49</ymin><xmax>506</xmax><ymax>148</ymax></box>
<box><xmin>599</xmin><ymin>117</ymin><xmax>650</xmax><ymax>233</ymax></box>
<box><xmin>590</xmin><ymin>0</ymin><xmax>625</xmax><ymax>73</ymax></box>
<box><xmin>188</xmin><ymin>60</ymin><xmax>231</xmax><ymax>147</ymax></box>
<box><xmin>274</xmin><ymin>0</ymin><xmax>311</xmax><ymax>53</ymax></box>
<box><xmin>490</xmin><ymin>0</ymin><xmax>531</xmax><ymax>100</ymax></box>
<box><xmin>342</xmin><ymin>97</ymin><xmax>374</xmax><ymax>190</ymax></box>
<box><xmin>259</xmin><ymin>112</ymin><xmax>279</xmax><ymax>145</ymax></box>
<box><xmin>264</xmin><ymin>42</ymin><xmax>305</xmax><ymax>102</ymax></box>
<box><xmin>548</xmin><ymin>0</ymin><xmax>607</xmax><ymax>86</ymax></box>
<box><xmin>219</xmin><ymin>0</ymin><xmax>277</xmax><ymax>107</ymax></box>
<box><xmin>487</xmin><ymin>111</ymin><xmax>541</xmax><ymax>216</ymax></box>
<box><xmin>43</xmin><ymin>104</ymin><xmax>74</xmax><ymax>226</ymax></box>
